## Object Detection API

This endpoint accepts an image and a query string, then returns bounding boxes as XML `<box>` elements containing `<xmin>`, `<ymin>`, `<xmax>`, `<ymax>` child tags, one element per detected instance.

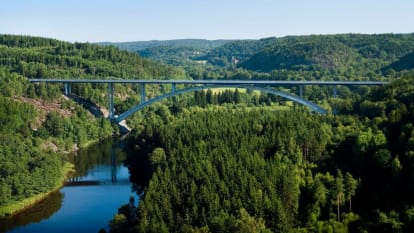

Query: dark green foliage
<box><xmin>119</xmin><ymin>107</ymin><xmax>363</xmax><ymax>232</ymax></box>
<box><xmin>384</xmin><ymin>51</ymin><xmax>414</xmax><ymax>72</ymax></box>
<box><xmin>112</xmin><ymin>75</ymin><xmax>414</xmax><ymax>232</ymax></box>
<box><xmin>325</xmin><ymin>76</ymin><xmax>414</xmax><ymax>232</ymax></box>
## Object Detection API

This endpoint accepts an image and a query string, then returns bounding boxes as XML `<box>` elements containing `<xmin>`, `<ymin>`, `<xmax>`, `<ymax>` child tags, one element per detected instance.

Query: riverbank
<box><xmin>0</xmin><ymin>162</ymin><xmax>74</xmax><ymax>218</ymax></box>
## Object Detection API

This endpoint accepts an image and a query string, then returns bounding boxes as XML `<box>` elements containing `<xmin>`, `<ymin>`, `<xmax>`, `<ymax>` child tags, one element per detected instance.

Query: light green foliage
<box><xmin>149</xmin><ymin>147</ymin><xmax>166</xmax><ymax>166</ymax></box>
<box><xmin>344</xmin><ymin>172</ymin><xmax>358</xmax><ymax>212</ymax></box>
<box><xmin>376</xmin><ymin>210</ymin><xmax>404</xmax><ymax>232</ymax></box>
<box><xmin>109</xmin><ymin>214</ymin><xmax>128</xmax><ymax>233</ymax></box>
<box><xmin>390</xmin><ymin>156</ymin><xmax>402</xmax><ymax>178</ymax></box>
<box><xmin>234</xmin><ymin>208</ymin><xmax>272</xmax><ymax>233</ymax></box>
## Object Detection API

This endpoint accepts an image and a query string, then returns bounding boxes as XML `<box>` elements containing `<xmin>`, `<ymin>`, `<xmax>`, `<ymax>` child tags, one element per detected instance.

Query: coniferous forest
<box><xmin>2</xmin><ymin>34</ymin><xmax>414</xmax><ymax>232</ymax></box>
<box><xmin>111</xmin><ymin>77</ymin><xmax>414</xmax><ymax>232</ymax></box>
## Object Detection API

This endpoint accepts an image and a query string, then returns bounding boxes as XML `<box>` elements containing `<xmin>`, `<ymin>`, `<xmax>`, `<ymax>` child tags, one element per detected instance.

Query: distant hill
<box><xmin>102</xmin><ymin>34</ymin><xmax>414</xmax><ymax>78</ymax></box>
<box><xmin>136</xmin><ymin>46</ymin><xmax>205</xmax><ymax>65</ymax></box>
<box><xmin>196</xmin><ymin>38</ymin><xmax>276</xmax><ymax>67</ymax></box>
<box><xmin>100</xmin><ymin>39</ymin><xmax>232</xmax><ymax>65</ymax></box>
<box><xmin>99</xmin><ymin>39</ymin><xmax>231</xmax><ymax>51</ymax></box>
<box><xmin>240</xmin><ymin>36</ymin><xmax>359</xmax><ymax>72</ymax></box>
<box><xmin>239</xmin><ymin>34</ymin><xmax>414</xmax><ymax>73</ymax></box>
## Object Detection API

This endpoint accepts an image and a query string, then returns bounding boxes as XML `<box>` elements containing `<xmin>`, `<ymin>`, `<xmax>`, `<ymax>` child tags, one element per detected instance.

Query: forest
<box><xmin>110</xmin><ymin>33</ymin><xmax>414</xmax><ymax>81</ymax></box>
<box><xmin>2</xmin><ymin>33</ymin><xmax>414</xmax><ymax>233</ymax></box>
<box><xmin>110</xmin><ymin>76</ymin><xmax>414</xmax><ymax>233</ymax></box>
<box><xmin>0</xmin><ymin>34</ymin><xmax>185</xmax><ymax>216</ymax></box>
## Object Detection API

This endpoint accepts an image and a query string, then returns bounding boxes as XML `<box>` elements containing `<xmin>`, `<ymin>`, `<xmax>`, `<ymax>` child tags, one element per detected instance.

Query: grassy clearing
<box><xmin>203</xmin><ymin>88</ymin><xmax>260</xmax><ymax>95</ymax></box>
<box><xmin>0</xmin><ymin>162</ymin><xmax>74</xmax><ymax>218</ymax></box>
<box><xmin>203</xmin><ymin>103</ymin><xmax>293</xmax><ymax>112</ymax></box>
<box><xmin>79</xmin><ymin>139</ymin><xmax>100</xmax><ymax>149</ymax></box>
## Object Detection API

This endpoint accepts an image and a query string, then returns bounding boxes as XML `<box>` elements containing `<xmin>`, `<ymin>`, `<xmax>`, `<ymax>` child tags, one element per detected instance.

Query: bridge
<box><xmin>29</xmin><ymin>79</ymin><xmax>388</xmax><ymax>123</ymax></box>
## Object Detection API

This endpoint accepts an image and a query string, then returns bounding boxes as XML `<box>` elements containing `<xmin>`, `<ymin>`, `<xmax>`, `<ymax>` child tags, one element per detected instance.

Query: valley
<box><xmin>1</xmin><ymin>33</ymin><xmax>414</xmax><ymax>232</ymax></box>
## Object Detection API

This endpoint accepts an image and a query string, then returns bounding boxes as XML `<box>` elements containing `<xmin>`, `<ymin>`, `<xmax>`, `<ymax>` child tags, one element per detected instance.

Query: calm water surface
<box><xmin>1</xmin><ymin>140</ymin><xmax>137</xmax><ymax>233</ymax></box>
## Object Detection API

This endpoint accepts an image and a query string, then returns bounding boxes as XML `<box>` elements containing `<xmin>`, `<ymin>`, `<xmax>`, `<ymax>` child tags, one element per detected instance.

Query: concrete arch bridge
<box><xmin>29</xmin><ymin>79</ymin><xmax>387</xmax><ymax>123</ymax></box>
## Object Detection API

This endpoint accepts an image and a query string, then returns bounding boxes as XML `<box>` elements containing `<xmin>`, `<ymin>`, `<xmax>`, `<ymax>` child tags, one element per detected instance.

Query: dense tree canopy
<box><xmin>110</xmin><ymin>33</ymin><xmax>414</xmax><ymax>81</ymax></box>
<box><xmin>2</xmin><ymin>33</ymin><xmax>414</xmax><ymax>233</ymax></box>
<box><xmin>109</xmin><ymin>76</ymin><xmax>414</xmax><ymax>233</ymax></box>
<box><xmin>0</xmin><ymin>34</ymin><xmax>179</xmax><ymax>214</ymax></box>
<box><xmin>114</xmin><ymin>107</ymin><xmax>361</xmax><ymax>233</ymax></box>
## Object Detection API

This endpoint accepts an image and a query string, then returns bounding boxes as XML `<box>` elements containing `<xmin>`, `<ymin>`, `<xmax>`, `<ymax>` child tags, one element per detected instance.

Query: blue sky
<box><xmin>1</xmin><ymin>0</ymin><xmax>414</xmax><ymax>42</ymax></box>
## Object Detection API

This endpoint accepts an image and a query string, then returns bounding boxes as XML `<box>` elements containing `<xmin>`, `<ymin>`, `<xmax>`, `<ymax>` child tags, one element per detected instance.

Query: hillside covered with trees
<box><xmin>110</xmin><ymin>33</ymin><xmax>414</xmax><ymax>81</ymax></box>
<box><xmin>100</xmin><ymin>39</ymin><xmax>230</xmax><ymax>66</ymax></box>
<box><xmin>2</xmin><ymin>33</ymin><xmax>414</xmax><ymax>233</ymax></box>
<box><xmin>0</xmin><ymin>34</ymin><xmax>186</xmax><ymax>216</ymax></box>
<box><xmin>110</xmin><ymin>76</ymin><xmax>414</xmax><ymax>233</ymax></box>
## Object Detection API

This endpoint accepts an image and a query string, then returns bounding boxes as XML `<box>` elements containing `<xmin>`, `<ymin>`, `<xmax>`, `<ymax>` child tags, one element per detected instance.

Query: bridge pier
<box><xmin>333</xmin><ymin>86</ymin><xmax>337</xmax><ymax>98</ymax></box>
<box><xmin>140</xmin><ymin>84</ymin><xmax>146</xmax><ymax>103</ymax></box>
<box><xmin>108</xmin><ymin>83</ymin><xmax>114</xmax><ymax>120</ymax></box>
<box><xmin>172</xmin><ymin>83</ymin><xmax>176</xmax><ymax>92</ymax></box>
<box><xmin>299</xmin><ymin>85</ymin><xmax>303</xmax><ymax>98</ymax></box>
<box><xmin>64</xmin><ymin>83</ymin><xmax>71</xmax><ymax>95</ymax></box>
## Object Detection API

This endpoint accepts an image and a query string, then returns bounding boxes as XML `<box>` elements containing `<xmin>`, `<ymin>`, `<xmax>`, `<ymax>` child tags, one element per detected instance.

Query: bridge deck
<box><xmin>29</xmin><ymin>79</ymin><xmax>388</xmax><ymax>86</ymax></box>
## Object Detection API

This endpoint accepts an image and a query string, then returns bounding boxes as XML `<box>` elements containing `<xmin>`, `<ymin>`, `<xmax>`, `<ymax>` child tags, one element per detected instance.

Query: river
<box><xmin>1</xmin><ymin>139</ymin><xmax>137</xmax><ymax>233</ymax></box>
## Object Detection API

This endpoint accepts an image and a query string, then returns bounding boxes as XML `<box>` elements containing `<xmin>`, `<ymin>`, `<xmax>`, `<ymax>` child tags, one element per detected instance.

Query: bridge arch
<box><xmin>115</xmin><ymin>84</ymin><xmax>326</xmax><ymax>123</ymax></box>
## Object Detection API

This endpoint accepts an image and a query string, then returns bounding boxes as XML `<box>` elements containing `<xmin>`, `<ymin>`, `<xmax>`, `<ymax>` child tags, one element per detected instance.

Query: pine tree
<box><xmin>344</xmin><ymin>172</ymin><xmax>358</xmax><ymax>212</ymax></box>
<box><xmin>334</xmin><ymin>170</ymin><xmax>344</xmax><ymax>221</ymax></box>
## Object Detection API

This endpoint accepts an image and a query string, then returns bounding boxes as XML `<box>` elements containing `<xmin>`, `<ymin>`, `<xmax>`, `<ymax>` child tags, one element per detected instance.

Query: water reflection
<box><xmin>3</xmin><ymin>139</ymin><xmax>134</xmax><ymax>233</ymax></box>
<box><xmin>0</xmin><ymin>191</ymin><xmax>63</xmax><ymax>233</ymax></box>
<box><xmin>68</xmin><ymin>140</ymin><xmax>126</xmax><ymax>180</ymax></box>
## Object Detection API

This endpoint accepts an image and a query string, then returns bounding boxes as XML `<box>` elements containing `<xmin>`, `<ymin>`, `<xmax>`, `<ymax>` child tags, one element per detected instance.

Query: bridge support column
<box><xmin>141</xmin><ymin>84</ymin><xmax>146</xmax><ymax>103</ymax></box>
<box><xmin>108</xmin><ymin>83</ymin><xmax>114</xmax><ymax>120</ymax></box>
<box><xmin>64</xmin><ymin>83</ymin><xmax>71</xmax><ymax>95</ymax></box>
<box><xmin>172</xmin><ymin>83</ymin><xmax>176</xmax><ymax>92</ymax></box>
<box><xmin>333</xmin><ymin>86</ymin><xmax>337</xmax><ymax>98</ymax></box>
<box><xmin>299</xmin><ymin>85</ymin><xmax>303</xmax><ymax>98</ymax></box>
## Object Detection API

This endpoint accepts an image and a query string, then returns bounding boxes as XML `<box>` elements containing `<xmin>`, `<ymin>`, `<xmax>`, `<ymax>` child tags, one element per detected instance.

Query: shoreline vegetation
<box><xmin>0</xmin><ymin>135</ymin><xmax>114</xmax><ymax>219</ymax></box>
<box><xmin>0</xmin><ymin>162</ymin><xmax>74</xmax><ymax>218</ymax></box>
<box><xmin>0</xmin><ymin>133</ymin><xmax>114</xmax><ymax>218</ymax></box>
